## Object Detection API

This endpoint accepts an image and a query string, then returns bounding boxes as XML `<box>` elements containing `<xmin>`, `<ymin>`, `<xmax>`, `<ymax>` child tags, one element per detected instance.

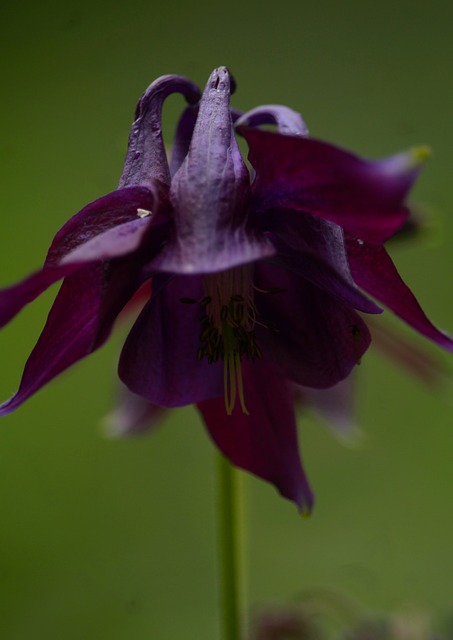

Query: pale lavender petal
<box><xmin>103</xmin><ymin>383</ymin><xmax>165</xmax><ymax>437</ymax></box>
<box><xmin>236</xmin><ymin>104</ymin><xmax>309</xmax><ymax>136</ymax></box>
<box><xmin>198</xmin><ymin>359</ymin><xmax>314</xmax><ymax>511</ymax></box>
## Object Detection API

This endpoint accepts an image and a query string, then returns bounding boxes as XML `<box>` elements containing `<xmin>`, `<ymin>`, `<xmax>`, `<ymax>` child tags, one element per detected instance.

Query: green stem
<box><xmin>217</xmin><ymin>453</ymin><xmax>243</xmax><ymax>640</ymax></box>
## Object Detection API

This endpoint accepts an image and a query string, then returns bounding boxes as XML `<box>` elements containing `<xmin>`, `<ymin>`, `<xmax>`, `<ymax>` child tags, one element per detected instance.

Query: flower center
<box><xmin>197</xmin><ymin>265</ymin><xmax>261</xmax><ymax>415</ymax></box>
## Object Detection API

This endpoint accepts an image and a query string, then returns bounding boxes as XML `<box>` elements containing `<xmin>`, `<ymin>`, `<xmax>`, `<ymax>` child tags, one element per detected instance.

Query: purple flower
<box><xmin>0</xmin><ymin>67</ymin><xmax>450</xmax><ymax>511</ymax></box>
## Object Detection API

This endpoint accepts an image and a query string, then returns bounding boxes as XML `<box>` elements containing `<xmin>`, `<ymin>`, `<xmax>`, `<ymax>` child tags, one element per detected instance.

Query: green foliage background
<box><xmin>0</xmin><ymin>0</ymin><xmax>452</xmax><ymax>637</ymax></box>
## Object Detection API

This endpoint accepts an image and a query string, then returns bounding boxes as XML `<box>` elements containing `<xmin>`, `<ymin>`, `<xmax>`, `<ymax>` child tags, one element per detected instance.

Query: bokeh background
<box><xmin>0</xmin><ymin>0</ymin><xmax>452</xmax><ymax>638</ymax></box>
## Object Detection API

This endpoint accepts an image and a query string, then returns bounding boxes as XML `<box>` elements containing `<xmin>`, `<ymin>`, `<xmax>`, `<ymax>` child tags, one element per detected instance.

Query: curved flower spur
<box><xmin>0</xmin><ymin>67</ymin><xmax>451</xmax><ymax>511</ymax></box>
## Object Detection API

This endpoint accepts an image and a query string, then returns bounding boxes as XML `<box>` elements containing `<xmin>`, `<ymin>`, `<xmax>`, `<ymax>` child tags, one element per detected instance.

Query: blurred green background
<box><xmin>0</xmin><ymin>0</ymin><xmax>452</xmax><ymax>638</ymax></box>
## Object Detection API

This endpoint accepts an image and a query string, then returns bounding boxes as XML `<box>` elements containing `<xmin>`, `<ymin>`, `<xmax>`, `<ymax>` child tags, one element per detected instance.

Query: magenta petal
<box><xmin>240</xmin><ymin>128</ymin><xmax>426</xmax><ymax>243</ymax></box>
<box><xmin>255</xmin><ymin>262</ymin><xmax>371</xmax><ymax>388</ymax></box>
<box><xmin>0</xmin><ymin>265</ymin><xmax>109</xmax><ymax>415</ymax></box>
<box><xmin>347</xmin><ymin>237</ymin><xmax>453</xmax><ymax>351</ymax></box>
<box><xmin>119</xmin><ymin>276</ymin><xmax>223</xmax><ymax>407</ymax></box>
<box><xmin>198</xmin><ymin>359</ymin><xmax>314</xmax><ymax>511</ymax></box>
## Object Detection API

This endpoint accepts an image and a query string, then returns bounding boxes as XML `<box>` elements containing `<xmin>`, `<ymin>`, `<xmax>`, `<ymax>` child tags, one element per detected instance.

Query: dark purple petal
<box><xmin>0</xmin><ymin>187</ymin><xmax>160</xmax><ymax>329</ymax></box>
<box><xmin>267</xmin><ymin>209</ymin><xmax>381</xmax><ymax>312</ymax></box>
<box><xmin>236</xmin><ymin>105</ymin><xmax>309</xmax><ymax>136</ymax></box>
<box><xmin>0</xmin><ymin>262</ymin><xmax>78</xmax><ymax>329</ymax></box>
<box><xmin>0</xmin><ymin>265</ymin><xmax>109</xmax><ymax>415</ymax></box>
<box><xmin>255</xmin><ymin>261</ymin><xmax>371</xmax><ymax>388</ymax></box>
<box><xmin>60</xmin><ymin>217</ymin><xmax>153</xmax><ymax>265</ymax></box>
<box><xmin>119</xmin><ymin>275</ymin><xmax>223</xmax><ymax>407</ymax></box>
<box><xmin>45</xmin><ymin>186</ymin><xmax>162</xmax><ymax>267</ymax></box>
<box><xmin>161</xmin><ymin>67</ymin><xmax>273</xmax><ymax>273</ymax></box>
<box><xmin>119</xmin><ymin>75</ymin><xmax>200</xmax><ymax>188</ymax></box>
<box><xmin>347</xmin><ymin>237</ymin><xmax>453</xmax><ymax>351</ymax></box>
<box><xmin>197</xmin><ymin>359</ymin><xmax>314</xmax><ymax>511</ymax></box>
<box><xmin>103</xmin><ymin>384</ymin><xmax>165</xmax><ymax>437</ymax></box>
<box><xmin>169</xmin><ymin>105</ymin><xmax>199</xmax><ymax>177</ymax></box>
<box><xmin>239</xmin><ymin>127</ymin><xmax>428</xmax><ymax>243</ymax></box>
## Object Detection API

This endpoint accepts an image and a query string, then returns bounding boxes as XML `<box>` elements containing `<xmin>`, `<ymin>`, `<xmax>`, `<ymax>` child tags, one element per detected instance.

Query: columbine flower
<box><xmin>0</xmin><ymin>67</ymin><xmax>451</xmax><ymax>511</ymax></box>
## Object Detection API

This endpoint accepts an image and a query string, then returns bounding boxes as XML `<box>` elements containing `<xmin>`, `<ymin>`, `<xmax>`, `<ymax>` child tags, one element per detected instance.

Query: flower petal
<box><xmin>267</xmin><ymin>209</ymin><xmax>381</xmax><ymax>313</ymax></box>
<box><xmin>197</xmin><ymin>359</ymin><xmax>314</xmax><ymax>511</ymax></box>
<box><xmin>239</xmin><ymin>127</ymin><xmax>428</xmax><ymax>243</ymax></box>
<box><xmin>103</xmin><ymin>383</ymin><xmax>165</xmax><ymax>437</ymax></box>
<box><xmin>295</xmin><ymin>377</ymin><xmax>360</xmax><ymax>443</ymax></box>
<box><xmin>60</xmin><ymin>217</ymin><xmax>153</xmax><ymax>265</ymax></box>
<box><xmin>0</xmin><ymin>187</ymin><xmax>158</xmax><ymax>329</ymax></box>
<box><xmin>169</xmin><ymin>105</ymin><xmax>199</xmax><ymax>177</ymax></box>
<box><xmin>346</xmin><ymin>237</ymin><xmax>453</xmax><ymax>351</ymax></box>
<box><xmin>0</xmin><ymin>265</ymin><xmax>109</xmax><ymax>415</ymax></box>
<box><xmin>119</xmin><ymin>75</ymin><xmax>200</xmax><ymax>188</ymax></box>
<box><xmin>159</xmin><ymin>67</ymin><xmax>275</xmax><ymax>274</ymax></box>
<box><xmin>45</xmin><ymin>186</ymin><xmax>160</xmax><ymax>266</ymax></box>
<box><xmin>236</xmin><ymin>104</ymin><xmax>309</xmax><ymax>136</ymax></box>
<box><xmin>255</xmin><ymin>261</ymin><xmax>371</xmax><ymax>388</ymax></box>
<box><xmin>119</xmin><ymin>275</ymin><xmax>224</xmax><ymax>407</ymax></box>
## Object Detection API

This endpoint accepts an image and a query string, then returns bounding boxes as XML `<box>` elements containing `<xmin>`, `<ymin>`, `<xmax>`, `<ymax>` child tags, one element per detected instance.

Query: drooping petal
<box><xmin>254</xmin><ymin>261</ymin><xmax>371</xmax><ymax>388</ymax></box>
<box><xmin>239</xmin><ymin>127</ymin><xmax>429</xmax><ymax>243</ymax></box>
<box><xmin>0</xmin><ymin>187</ymin><xmax>159</xmax><ymax>329</ymax></box>
<box><xmin>368</xmin><ymin>317</ymin><xmax>450</xmax><ymax>389</ymax></box>
<box><xmin>295</xmin><ymin>377</ymin><xmax>360</xmax><ymax>443</ymax></box>
<box><xmin>157</xmin><ymin>67</ymin><xmax>274</xmax><ymax>274</ymax></box>
<box><xmin>119</xmin><ymin>275</ymin><xmax>224</xmax><ymax>407</ymax></box>
<box><xmin>45</xmin><ymin>186</ymin><xmax>161</xmax><ymax>266</ymax></box>
<box><xmin>60</xmin><ymin>216</ymin><xmax>153</xmax><ymax>265</ymax></box>
<box><xmin>119</xmin><ymin>74</ymin><xmax>200</xmax><ymax>188</ymax></box>
<box><xmin>346</xmin><ymin>237</ymin><xmax>453</xmax><ymax>351</ymax></box>
<box><xmin>103</xmin><ymin>383</ymin><xmax>165</xmax><ymax>437</ymax></box>
<box><xmin>197</xmin><ymin>359</ymin><xmax>314</xmax><ymax>511</ymax></box>
<box><xmin>236</xmin><ymin>104</ymin><xmax>309</xmax><ymax>136</ymax></box>
<box><xmin>0</xmin><ymin>265</ymin><xmax>109</xmax><ymax>415</ymax></box>
<box><xmin>266</xmin><ymin>208</ymin><xmax>381</xmax><ymax>313</ymax></box>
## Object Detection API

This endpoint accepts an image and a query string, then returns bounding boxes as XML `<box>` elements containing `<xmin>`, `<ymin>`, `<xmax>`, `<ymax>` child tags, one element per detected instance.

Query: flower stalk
<box><xmin>217</xmin><ymin>453</ymin><xmax>244</xmax><ymax>640</ymax></box>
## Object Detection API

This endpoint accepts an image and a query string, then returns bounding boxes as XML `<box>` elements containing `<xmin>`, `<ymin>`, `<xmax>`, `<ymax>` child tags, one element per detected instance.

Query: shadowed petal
<box><xmin>119</xmin><ymin>275</ymin><xmax>223</xmax><ymax>406</ymax></box>
<box><xmin>0</xmin><ymin>265</ymin><xmax>110</xmax><ymax>415</ymax></box>
<box><xmin>45</xmin><ymin>186</ymin><xmax>161</xmax><ymax>266</ymax></box>
<box><xmin>198</xmin><ymin>359</ymin><xmax>314</xmax><ymax>511</ymax></box>
<box><xmin>60</xmin><ymin>217</ymin><xmax>153</xmax><ymax>265</ymax></box>
<box><xmin>347</xmin><ymin>237</ymin><xmax>453</xmax><ymax>351</ymax></box>
<box><xmin>239</xmin><ymin>127</ymin><xmax>428</xmax><ymax>243</ymax></box>
<box><xmin>255</xmin><ymin>261</ymin><xmax>371</xmax><ymax>388</ymax></box>
<box><xmin>295</xmin><ymin>377</ymin><xmax>360</xmax><ymax>443</ymax></box>
<box><xmin>103</xmin><ymin>384</ymin><xmax>165</xmax><ymax>437</ymax></box>
<box><xmin>119</xmin><ymin>75</ymin><xmax>200</xmax><ymax>188</ymax></box>
<box><xmin>0</xmin><ymin>187</ymin><xmax>160</xmax><ymax>329</ymax></box>
<box><xmin>169</xmin><ymin>105</ymin><xmax>199</xmax><ymax>177</ymax></box>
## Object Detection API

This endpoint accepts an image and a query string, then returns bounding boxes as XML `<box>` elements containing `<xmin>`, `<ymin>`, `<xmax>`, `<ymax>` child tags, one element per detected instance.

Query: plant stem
<box><xmin>217</xmin><ymin>453</ymin><xmax>243</xmax><ymax>640</ymax></box>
